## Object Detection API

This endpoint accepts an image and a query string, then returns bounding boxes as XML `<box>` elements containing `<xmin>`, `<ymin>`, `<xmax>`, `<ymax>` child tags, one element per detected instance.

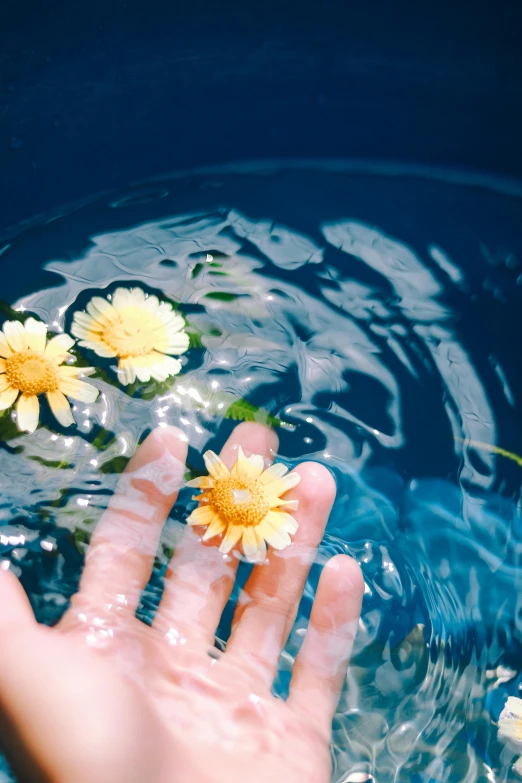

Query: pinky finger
<box><xmin>288</xmin><ymin>555</ymin><xmax>364</xmax><ymax>730</ymax></box>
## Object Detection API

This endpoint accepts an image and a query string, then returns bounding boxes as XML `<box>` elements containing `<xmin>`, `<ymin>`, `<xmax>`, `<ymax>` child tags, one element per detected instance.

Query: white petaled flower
<box><xmin>499</xmin><ymin>697</ymin><xmax>522</xmax><ymax>746</ymax></box>
<box><xmin>499</xmin><ymin>695</ymin><xmax>522</xmax><ymax>774</ymax></box>
<box><xmin>0</xmin><ymin>318</ymin><xmax>98</xmax><ymax>433</ymax></box>
<box><xmin>71</xmin><ymin>288</ymin><xmax>190</xmax><ymax>386</ymax></box>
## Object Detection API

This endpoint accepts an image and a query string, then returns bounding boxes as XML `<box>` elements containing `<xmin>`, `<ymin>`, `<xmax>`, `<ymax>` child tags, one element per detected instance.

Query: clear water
<box><xmin>1</xmin><ymin>163</ymin><xmax>521</xmax><ymax>782</ymax></box>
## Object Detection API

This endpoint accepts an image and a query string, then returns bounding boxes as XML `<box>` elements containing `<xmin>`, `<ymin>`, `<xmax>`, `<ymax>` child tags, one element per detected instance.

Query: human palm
<box><xmin>0</xmin><ymin>423</ymin><xmax>363</xmax><ymax>783</ymax></box>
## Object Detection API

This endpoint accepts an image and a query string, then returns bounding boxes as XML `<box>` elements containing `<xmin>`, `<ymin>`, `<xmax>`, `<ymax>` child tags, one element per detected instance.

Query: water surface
<box><xmin>1</xmin><ymin>163</ymin><xmax>521</xmax><ymax>782</ymax></box>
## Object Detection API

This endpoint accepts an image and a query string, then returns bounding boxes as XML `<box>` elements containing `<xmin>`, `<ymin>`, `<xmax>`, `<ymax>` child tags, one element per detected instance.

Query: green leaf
<box><xmin>191</xmin><ymin>263</ymin><xmax>204</xmax><ymax>279</ymax></box>
<box><xmin>99</xmin><ymin>455</ymin><xmax>130</xmax><ymax>474</ymax></box>
<box><xmin>68</xmin><ymin>344</ymin><xmax>103</xmax><ymax>370</ymax></box>
<box><xmin>185</xmin><ymin>328</ymin><xmax>204</xmax><ymax>349</ymax></box>
<box><xmin>91</xmin><ymin>428</ymin><xmax>114</xmax><ymax>450</ymax></box>
<box><xmin>455</xmin><ymin>437</ymin><xmax>522</xmax><ymax>468</ymax></box>
<box><xmin>29</xmin><ymin>456</ymin><xmax>72</xmax><ymax>469</ymax></box>
<box><xmin>224</xmin><ymin>399</ymin><xmax>282</xmax><ymax>428</ymax></box>
<box><xmin>0</xmin><ymin>410</ymin><xmax>21</xmax><ymax>441</ymax></box>
<box><xmin>0</xmin><ymin>300</ymin><xmax>29</xmax><ymax>323</ymax></box>
<box><xmin>138</xmin><ymin>376</ymin><xmax>179</xmax><ymax>401</ymax></box>
<box><xmin>72</xmin><ymin>527</ymin><xmax>94</xmax><ymax>551</ymax></box>
<box><xmin>204</xmin><ymin>292</ymin><xmax>238</xmax><ymax>302</ymax></box>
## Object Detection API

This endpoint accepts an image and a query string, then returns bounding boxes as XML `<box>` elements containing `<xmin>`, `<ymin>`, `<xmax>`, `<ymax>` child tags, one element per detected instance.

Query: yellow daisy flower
<box><xmin>71</xmin><ymin>287</ymin><xmax>189</xmax><ymax>386</ymax></box>
<box><xmin>499</xmin><ymin>696</ymin><xmax>522</xmax><ymax>744</ymax></box>
<box><xmin>187</xmin><ymin>447</ymin><xmax>300</xmax><ymax>562</ymax></box>
<box><xmin>0</xmin><ymin>318</ymin><xmax>98</xmax><ymax>433</ymax></box>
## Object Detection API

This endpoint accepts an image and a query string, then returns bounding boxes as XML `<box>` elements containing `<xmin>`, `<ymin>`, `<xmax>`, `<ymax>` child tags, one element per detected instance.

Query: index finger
<box><xmin>71</xmin><ymin>426</ymin><xmax>188</xmax><ymax>615</ymax></box>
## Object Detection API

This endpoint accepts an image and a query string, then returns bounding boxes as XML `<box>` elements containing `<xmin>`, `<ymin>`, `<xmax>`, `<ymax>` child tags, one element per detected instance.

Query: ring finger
<box><xmin>224</xmin><ymin>461</ymin><xmax>336</xmax><ymax>685</ymax></box>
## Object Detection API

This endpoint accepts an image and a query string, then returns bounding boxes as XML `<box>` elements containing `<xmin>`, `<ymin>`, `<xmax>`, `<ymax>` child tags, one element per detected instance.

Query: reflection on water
<box><xmin>1</xmin><ymin>165</ymin><xmax>521</xmax><ymax>782</ymax></box>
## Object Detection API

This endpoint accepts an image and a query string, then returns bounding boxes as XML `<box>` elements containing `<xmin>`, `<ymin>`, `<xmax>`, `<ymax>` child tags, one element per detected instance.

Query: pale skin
<box><xmin>0</xmin><ymin>422</ymin><xmax>364</xmax><ymax>783</ymax></box>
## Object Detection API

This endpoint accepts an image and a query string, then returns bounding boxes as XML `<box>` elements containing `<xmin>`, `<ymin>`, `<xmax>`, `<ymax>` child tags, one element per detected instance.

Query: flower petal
<box><xmin>241</xmin><ymin>526</ymin><xmax>260</xmax><ymax>560</ymax></box>
<box><xmin>138</xmin><ymin>289</ymin><xmax>155</xmax><ymax>304</ymax></box>
<box><xmin>230</xmin><ymin>446</ymin><xmax>250</xmax><ymax>478</ymax></box>
<box><xmin>269</xmin><ymin>497</ymin><xmax>299</xmax><ymax>511</ymax></box>
<box><xmin>150</xmin><ymin>355</ymin><xmax>182</xmax><ymax>381</ymax></box>
<box><xmin>186</xmin><ymin>476</ymin><xmax>215</xmax><ymax>489</ymax></box>
<box><xmin>24</xmin><ymin>317</ymin><xmax>47</xmax><ymax>353</ymax></box>
<box><xmin>186</xmin><ymin>505</ymin><xmax>220</xmax><ymax>527</ymax></box>
<box><xmin>133</xmin><ymin>362</ymin><xmax>152</xmax><ymax>384</ymax></box>
<box><xmin>47</xmin><ymin>390</ymin><xmax>75</xmax><ymax>427</ymax></box>
<box><xmin>112</xmin><ymin>288</ymin><xmax>134</xmax><ymax>311</ymax></box>
<box><xmin>265</xmin><ymin>471</ymin><xmax>301</xmax><ymax>501</ymax></box>
<box><xmin>231</xmin><ymin>447</ymin><xmax>265</xmax><ymax>479</ymax></box>
<box><xmin>203</xmin><ymin>450</ymin><xmax>230</xmax><ymax>480</ymax></box>
<box><xmin>86</xmin><ymin>296</ymin><xmax>118</xmax><ymax>323</ymax></box>
<box><xmin>3</xmin><ymin>321</ymin><xmax>28</xmax><ymax>353</ymax></box>
<box><xmin>164</xmin><ymin>330</ymin><xmax>190</xmax><ymax>355</ymax></box>
<box><xmin>253</xmin><ymin>529</ymin><xmax>267</xmax><ymax>562</ymax></box>
<box><xmin>259</xmin><ymin>462</ymin><xmax>289</xmax><ymax>485</ymax></box>
<box><xmin>265</xmin><ymin>509</ymin><xmax>299</xmax><ymax>535</ymax></box>
<box><xmin>44</xmin><ymin>333</ymin><xmax>75</xmax><ymax>361</ymax></box>
<box><xmin>57</xmin><ymin>365</ymin><xmax>96</xmax><ymax>378</ymax></box>
<box><xmin>192</xmin><ymin>493</ymin><xmax>210</xmax><ymax>503</ymax></box>
<box><xmin>505</xmin><ymin>698</ymin><xmax>522</xmax><ymax>720</ymax></box>
<box><xmin>0</xmin><ymin>359</ymin><xmax>6</xmax><ymax>375</ymax></box>
<box><xmin>0</xmin><ymin>332</ymin><xmax>12</xmax><ymax>358</ymax></box>
<box><xmin>0</xmin><ymin>386</ymin><xmax>19</xmax><ymax>410</ymax></box>
<box><xmin>115</xmin><ymin>352</ymin><xmax>178</xmax><ymax>384</ymax></box>
<box><xmin>72</xmin><ymin>311</ymin><xmax>96</xmax><ymax>329</ymax></box>
<box><xmin>251</xmin><ymin>525</ymin><xmax>266</xmax><ymax>563</ymax></box>
<box><xmin>498</xmin><ymin>718</ymin><xmax>522</xmax><ymax>742</ymax></box>
<box><xmin>259</xmin><ymin>517</ymin><xmax>292</xmax><ymax>550</ymax></box>
<box><xmin>156</xmin><ymin>304</ymin><xmax>179</xmax><ymax>322</ymax></box>
<box><xmin>70</xmin><ymin>322</ymin><xmax>91</xmax><ymax>340</ymax></box>
<box><xmin>202</xmin><ymin>516</ymin><xmax>226</xmax><ymax>541</ymax></box>
<box><xmin>116</xmin><ymin>360</ymin><xmax>137</xmax><ymax>386</ymax></box>
<box><xmin>16</xmin><ymin>394</ymin><xmax>40</xmax><ymax>433</ymax></box>
<box><xmin>79</xmin><ymin>339</ymin><xmax>118</xmax><ymax>358</ymax></box>
<box><xmin>58</xmin><ymin>377</ymin><xmax>99</xmax><ymax>403</ymax></box>
<box><xmin>160</xmin><ymin>310</ymin><xmax>186</xmax><ymax>333</ymax></box>
<box><xmin>219</xmin><ymin>524</ymin><xmax>242</xmax><ymax>554</ymax></box>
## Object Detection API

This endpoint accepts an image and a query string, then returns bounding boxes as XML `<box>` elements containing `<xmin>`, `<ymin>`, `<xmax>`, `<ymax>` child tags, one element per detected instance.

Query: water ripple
<box><xmin>1</xmin><ymin>165</ymin><xmax>521</xmax><ymax>782</ymax></box>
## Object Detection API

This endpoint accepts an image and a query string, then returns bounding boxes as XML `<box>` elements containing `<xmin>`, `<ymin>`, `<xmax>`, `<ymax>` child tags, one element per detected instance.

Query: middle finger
<box><xmin>153</xmin><ymin>422</ymin><xmax>278</xmax><ymax>645</ymax></box>
<box><xmin>225</xmin><ymin>461</ymin><xmax>336</xmax><ymax>685</ymax></box>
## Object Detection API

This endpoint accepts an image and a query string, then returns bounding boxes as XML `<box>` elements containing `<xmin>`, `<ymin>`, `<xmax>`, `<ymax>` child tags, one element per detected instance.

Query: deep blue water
<box><xmin>0</xmin><ymin>163</ymin><xmax>521</xmax><ymax>782</ymax></box>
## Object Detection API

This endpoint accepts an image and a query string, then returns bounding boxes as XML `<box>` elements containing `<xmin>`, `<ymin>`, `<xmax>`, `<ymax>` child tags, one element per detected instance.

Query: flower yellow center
<box><xmin>101</xmin><ymin>308</ymin><xmax>163</xmax><ymax>358</ymax></box>
<box><xmin>5</xmin><ymin>352</ymin><xmax>59</xmax><ymax>395</ymax></box>
<box><xmin>210</xmin><ymin>477</ymin><xmax>270</xmax><ymax>527</ymax></box>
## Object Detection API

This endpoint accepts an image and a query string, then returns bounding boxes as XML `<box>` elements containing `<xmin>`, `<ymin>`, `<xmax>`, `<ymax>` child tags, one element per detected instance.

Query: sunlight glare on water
<box><xmin>0</xmin><ymin>164</ymin><xmax>521</xmax><ymax>782</ymax></box>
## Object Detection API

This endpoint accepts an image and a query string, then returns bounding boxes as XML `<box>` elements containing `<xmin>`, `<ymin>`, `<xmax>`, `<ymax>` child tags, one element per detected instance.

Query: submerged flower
<box><xmin>499</xmin><ymin>697</ymin><xmax>522</xmax><ymax>745</ymax></box>
<box><xmin>499</xmin><ymin>697</ymin><xmax>522</xmax><ymax>775</ymax></box>
<box><xmin>187</xmin><ymin>447</ymin><xmax>300</xmax><ymax>562</ymax></box>
<box><xmin>71</xmin><ymin>287</ymin><xmax>189</xmax><ymax>385</ymax></box>
<box><xmin>0</xmin><ymin>318</ymin><xmax>98</xmax><ymax>433</ymax></box>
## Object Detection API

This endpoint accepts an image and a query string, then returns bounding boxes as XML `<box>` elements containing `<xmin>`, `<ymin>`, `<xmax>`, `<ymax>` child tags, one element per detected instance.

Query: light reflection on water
<box><xmin>1</xmin><ymin>165</ymin><xmax>521</xmax><ymax>782</ymax></box>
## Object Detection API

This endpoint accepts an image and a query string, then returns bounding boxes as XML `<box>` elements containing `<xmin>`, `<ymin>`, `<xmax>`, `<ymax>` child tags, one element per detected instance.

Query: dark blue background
<box><xmin>1</xmin><ymin>0</ymin><xmax>521</xmax><ymax>233</ymax></box>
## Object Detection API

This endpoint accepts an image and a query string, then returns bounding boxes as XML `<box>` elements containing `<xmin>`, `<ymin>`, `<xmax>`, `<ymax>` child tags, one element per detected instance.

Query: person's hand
<box><xmin>0</xmin><ymin>423</ymin><xmax>364</xmax><ymax>783</ymax></box>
